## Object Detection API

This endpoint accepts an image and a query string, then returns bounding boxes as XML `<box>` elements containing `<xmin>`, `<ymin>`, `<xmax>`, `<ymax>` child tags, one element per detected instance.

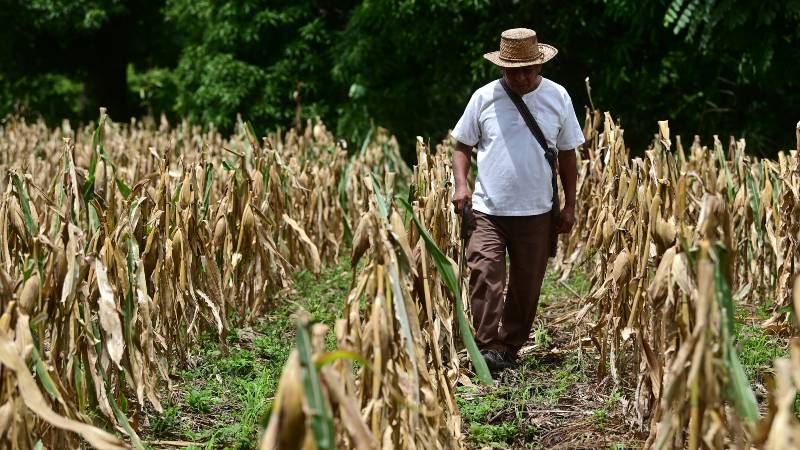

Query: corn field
<box><xmin>265</xmin><ymin>113</ymin><xmax>799</xmax><ymax>449</ymax></box>
<box><xmin>0</xmin><ymin>108</ymin><xmax>799</xmax><ymax>449</ymax></box>
<box><xmin>560</xmin><ymin>113</ymin><xmax>800</xmax><ymax>448</ymax></box>
<box><xmin>0</xmin><ymin>112</ymin><xmax>394</xmax><ymax>449</ymax></box>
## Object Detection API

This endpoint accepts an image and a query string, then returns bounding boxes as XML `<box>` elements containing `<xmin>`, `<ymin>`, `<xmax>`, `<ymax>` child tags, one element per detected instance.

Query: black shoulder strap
<box><xmin>499</xmin><ymin>77</ymin><xmax>560</xmax><ymax>257</ymax></box>
<box><xmin>499</xmin><ymin>77</ymin><xmax>553</xmax><ymax>158</ymax></box>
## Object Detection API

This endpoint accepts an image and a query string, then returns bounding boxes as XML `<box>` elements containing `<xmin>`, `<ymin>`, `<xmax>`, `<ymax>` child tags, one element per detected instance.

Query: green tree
<box><xmin>334</xmin><ymin>0</ymin><xmax>800</xmax><ymax>156</ymax></box>
<box><xmin>0</xmin><ymin>0</ymin><xmax>178</xmax><ymax>122</ymax></box>
<box><xmin>660</xmin><ymin>0</ymin><xmax>800</xmax><ymax>152</ymax></box>
<box><xmin>164</xmin><ymin>0</ymin><xmax>357</xmax><ymax>133</ymax></box>
<box><xmin>1</xmin><ymin>0</ymin><xmax>797</xmax><ymax>156</ymax></box>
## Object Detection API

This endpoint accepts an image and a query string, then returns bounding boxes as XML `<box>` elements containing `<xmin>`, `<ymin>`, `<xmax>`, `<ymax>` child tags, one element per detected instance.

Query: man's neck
<box><xmin>523</xmin><ymin>75</ymin><xmax>543</xmax><ymax>95</ymax></box>
<box><xmin>503</xmin><ymin>74</ymin><xmax>543</xmax><ymax>96</ymax></box>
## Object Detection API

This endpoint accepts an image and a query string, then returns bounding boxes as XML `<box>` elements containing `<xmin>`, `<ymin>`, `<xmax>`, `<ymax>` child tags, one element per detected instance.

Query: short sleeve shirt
<box><xmin>451</xmin><ymin>77</ymin><xmax>585</xmax><ymax>216</ymax></box>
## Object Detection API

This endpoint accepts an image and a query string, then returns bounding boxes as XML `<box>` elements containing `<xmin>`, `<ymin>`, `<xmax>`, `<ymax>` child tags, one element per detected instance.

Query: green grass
<box><xmin>141</xmin><ymin>255</ymin><xmax>352</xmax><ymax>449</ymax></box>
<box><xmin>457</xmin><ymin>388</ymin><xmax>525</xmax><ymax>448</ymax></box>
<box><xmin>455</xmin><ymin>352</ymin><xmax>591</xmax><ymax>448</ymax></box>
<box><xmin>185</xmin><ymin>389</ymin><xmax>215</xmax><ymax>414</ymax></box>
<box><xmin>592</xmin><ymin>408</ymin><xmax>609</xmax><ymax>429</ymax></box>
<box><xmin>538</xmin><ymin>269</ymin><xmax>591</xmax><ymax>307</ymax></box>
<box><xmin>540</xmin><ymin>355</ymin><xmax>588</xmax><ymax>402</ymax></box>
<box><xmin>531</xmin><ymin>322</ymin><xmax>553</xmax><ymax>350</ymax></box>
<box><xmin>149</xmin><ymin>403</ymin><xmax>180</xmax><ymax>435</ymax></box>
<box><xmin>454</xmin><ymin>269</ymin><xmax>594</xmax><ymax>449</ymax></box>
<box><xmin>754</xmin><ymin>297</ymin><xmax>776</xmax><ymax>321</ymax></box>
<box><xmin>467</xmin><ymin>422</ymin><xmax>520</xmax><ymax>448</ymax></box>
<box><xmin>734</xmin><ymin>321</ymin><xmax>788</xmax><ymax>383</ymax></box>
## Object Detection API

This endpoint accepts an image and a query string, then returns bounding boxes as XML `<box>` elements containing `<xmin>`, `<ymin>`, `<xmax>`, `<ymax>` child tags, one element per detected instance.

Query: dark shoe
<box><xmin>499</xmin><ymin>351</ymin><xmax>519</xmax><ymax>369</ymax></box>
<box><xmin>481</xmin><ymin>349</ymin><xmax>516</xmax><ymax>373</ymax></box>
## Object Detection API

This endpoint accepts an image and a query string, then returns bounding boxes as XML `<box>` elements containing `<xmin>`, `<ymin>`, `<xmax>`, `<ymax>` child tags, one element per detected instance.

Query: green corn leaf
<box><xmin>342</xmin><ymin>215</ymin><xmax>353</xmax><ymax>246</ymax></box>
<box><xmin>108</xmin><ymin>387</ymin><xmax>145</xmax><ymax>450</ymax></box>
<box><xmin>87</xmin><ymin>204</ymin><xmax>100</xmax><ymax>232</ymax></box>
<box><xmin>99</xmin><ymin>145</ymin><xmax>134</xmax><ymax>201</ymax></box>
<box><xmin>296</xmin><ymin>320</ymin><xmax>335</xmax><ymax>450</ymax></box>
<box><xmin>339</xmin><ymin>154</ymin><xmax>355</xmax><ymax>212</ymax></box>
<box><xmin>97</xmin><ymin>146</ymin><xmax>117</xmax><ymax>170</ymax></box>
<box><xmin>714</xmin><ymin>145</ymin><xmax>735</xmax><ymax>203</ymax></box>
<box><xmin>359</xmin><ymin>127</ymin><xmax>374</xmax><ymax>158</ymax></box>
<box><xmin>369</xmin><ymin>172</ymin><xmax>389</xmax><ymax>219</ymax></box>
<box><xmin>115</xmin><ymin>177</ymin><xmax>131</xmax><ymax>199</ymax></box>
<box><xmin>315</xmin><ymin>350</ymin><xmax>369</xmax><ymax>369</ymax></box>
<box><xmin>397</xmin><ymin>197</ymin><xmax>493</xmax><ymax>385</ymax></box>
<box><xmin>385</xmin><ymin>255</ymin><xmax>422</xmax><ymax>422</ymax></box>
<box><xmin>202</xmin><ymin>163</ymin><xmax>214</xmax><ymax>218</ymax></box>
<box><xmin>171</xmin><ymin>181</ymin><xmax>182</xmax><ymax>207</ymax></box>
<box><xmin>83</xmin><ymin>111</ymin><xmax>107</xmax><ymax>201</ymax></box>
<box><xmin>713</xmin><ymin>252</ymin><xmax>759</xmax><ymax>423</ymax></box>
<box><xmin>745</xmin><ymin>169</ymin><xmax>761</xmax><ymax>235</ymax></box>
<box><xmin>724</xmin><ymin>341</ymin><xmax>760</xmax><ymax>422</ymax></box>
<box><xmin>30</xmin><ymin>347</ymin><xmax>63</xmax><ymax>402</ymax></box>
<box><xmin>90</xmin><ymin>111</ymin><xmax>106</xmax><ymax>156</ymax></box>
<box><xmin>73</xmin><ymin>357</ymin><xmax>86</xmax><ymax>413</ymax></box>
<box><xmin>83</xmin><ymin>146</ymin><xmax>98</xmax><ymax>202</ymax></box>
<box><xmin>11</xmin><ymin>172</ymin><xmax>37</xmax><ymax>237</ymax></box>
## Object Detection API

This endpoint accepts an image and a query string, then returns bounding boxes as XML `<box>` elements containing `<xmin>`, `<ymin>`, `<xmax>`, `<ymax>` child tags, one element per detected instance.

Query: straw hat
<box><xmin>483</xmin><ymin>28</ymin><xmax>558</xmax><ymax>68</ymax></box>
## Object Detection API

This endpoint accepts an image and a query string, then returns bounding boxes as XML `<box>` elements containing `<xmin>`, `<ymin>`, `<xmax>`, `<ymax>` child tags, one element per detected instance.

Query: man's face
<box><xmin>502</xmin><ymin>64</ymin><xmax>542</xmax><ymax>95</ymax></box>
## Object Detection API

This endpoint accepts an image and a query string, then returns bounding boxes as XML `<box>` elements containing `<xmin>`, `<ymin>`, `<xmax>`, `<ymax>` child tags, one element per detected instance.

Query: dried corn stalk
<box><xmin>557</xmin><ymin>111</ymin><xmax>799</xmax><ymax>448</ymax></box>
<box><xmin>0</xmin><ymin>113</ymin><xmax>350</xmax><ymax>448</ymax></box>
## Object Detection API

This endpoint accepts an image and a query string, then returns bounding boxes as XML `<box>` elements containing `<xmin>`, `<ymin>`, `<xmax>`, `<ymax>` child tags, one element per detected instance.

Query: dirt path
<box><xmin>457</xmin><ymin>270</ymin><xmax>647</xmax><ymax>449</ymax></box>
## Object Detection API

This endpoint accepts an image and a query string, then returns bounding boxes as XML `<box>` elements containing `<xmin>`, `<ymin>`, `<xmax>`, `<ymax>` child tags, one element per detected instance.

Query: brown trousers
<box><xmin>467</xmin><ymin>210</ymin><xmax>551</xmax><ymax>353</ymax></box>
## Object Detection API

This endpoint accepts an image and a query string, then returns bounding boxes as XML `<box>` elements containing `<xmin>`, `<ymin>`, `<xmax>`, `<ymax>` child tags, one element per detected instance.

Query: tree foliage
<box><xmin>163</xmin><ymin>0</ymin><xmax>357</xmax><ymax>131</ymax></box>
<box><xmin>334</xmin><ymin>0</ymin><xmax>799</xmax><ymax>155</ymax></box>
<box><xmin>0</xmin><ymin>0</ymin><xmax>797</xmax><ymax>156</ymax></box>
<box><xmin>0</xmin><ymin>0</ymin><xmax>176</xmax><ymax>120</ymax></box>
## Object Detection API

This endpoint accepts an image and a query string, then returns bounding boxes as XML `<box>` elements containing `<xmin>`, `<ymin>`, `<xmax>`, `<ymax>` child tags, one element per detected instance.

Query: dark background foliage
<box><xmin>1</xmin><ymin>0</ymin><xmax>798</xmax><ymax>158</ymax></box>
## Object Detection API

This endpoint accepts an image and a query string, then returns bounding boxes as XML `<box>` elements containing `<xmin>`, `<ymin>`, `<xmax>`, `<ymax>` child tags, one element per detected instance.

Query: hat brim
<box><xmin>483</xmin><ymin>43</ymin><xmax>558</xmax><ymax>68</ymax></box>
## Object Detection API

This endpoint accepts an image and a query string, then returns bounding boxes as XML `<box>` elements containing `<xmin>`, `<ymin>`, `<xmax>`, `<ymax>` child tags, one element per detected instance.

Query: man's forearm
<box><xmin>558</xmin><ymin>149</ymin><xmax>577</xmax><ymax>207</ymax></box>
<box><xmin>453</xmin><ymin>141</ymin><xmax>472</xmax><ymax>189</ymax></box>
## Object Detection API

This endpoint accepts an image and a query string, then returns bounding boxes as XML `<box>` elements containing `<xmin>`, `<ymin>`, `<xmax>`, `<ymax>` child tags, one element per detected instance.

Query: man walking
<box><xmin>451</xmin><ymin>28</ymin><xmax>584</xmax><ymax>372</ymax></box>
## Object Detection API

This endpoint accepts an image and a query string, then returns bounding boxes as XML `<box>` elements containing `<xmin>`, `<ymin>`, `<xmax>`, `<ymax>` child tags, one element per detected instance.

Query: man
<box><xmin>451</xmin><ymin>28</ymin><xmax>584</xmax><ymax>372</ymax></box>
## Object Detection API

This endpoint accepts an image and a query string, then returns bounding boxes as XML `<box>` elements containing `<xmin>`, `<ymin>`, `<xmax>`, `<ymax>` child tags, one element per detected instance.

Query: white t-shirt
<box><xmin>451</xmin><ymin>77</ymin><xmax>585</xmax><ymax>216</ymax></box>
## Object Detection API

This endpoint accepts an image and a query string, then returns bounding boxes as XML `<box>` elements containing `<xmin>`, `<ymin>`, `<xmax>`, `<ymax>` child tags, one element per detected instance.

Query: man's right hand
<box><xmin>452</xmin><ymin>140</ymin><xmax>473</xmax><ymax>215</ymax></box>
<box><xmin>453</xmin><ymin>185</ymin><xmax>472</xmax><ymax>214</ymax></box>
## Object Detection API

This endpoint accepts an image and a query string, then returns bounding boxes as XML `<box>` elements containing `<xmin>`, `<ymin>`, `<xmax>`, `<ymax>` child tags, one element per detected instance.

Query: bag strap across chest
<box><xmin>498</xmin><ymin>78</ymin><xmax>557</xmax><ymax>164</ymax></box>
<box><xmin>499</xmin><ymin>77</ymin><xmax>560</xmax><ymax>257</ymax></box>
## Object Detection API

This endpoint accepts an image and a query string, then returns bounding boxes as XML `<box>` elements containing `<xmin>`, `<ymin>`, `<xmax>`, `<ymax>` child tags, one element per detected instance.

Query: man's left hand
<box><xmin>556</xmin><ymin>204</ymin><xmax>575</xmax><ymax>234</ymax></box>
